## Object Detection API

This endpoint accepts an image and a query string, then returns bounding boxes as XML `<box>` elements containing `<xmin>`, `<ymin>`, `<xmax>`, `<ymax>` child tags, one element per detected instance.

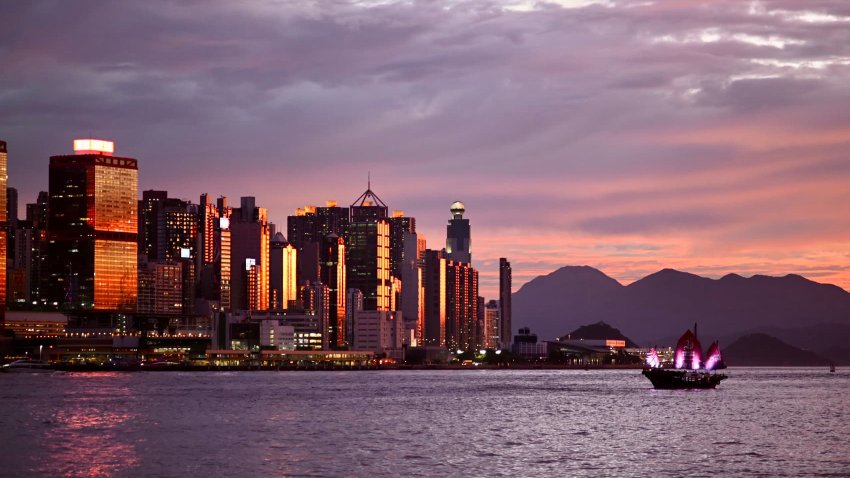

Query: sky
<box><xmin>2</xmin><ymin>0</ymin><xmax>850</xmax><ymax>298</ymax></box>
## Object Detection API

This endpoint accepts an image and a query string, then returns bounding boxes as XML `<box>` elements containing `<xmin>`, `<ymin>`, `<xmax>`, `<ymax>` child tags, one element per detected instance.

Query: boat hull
<box><xmin>642</xmin><ymin>368</ymin><xmax>726</xmax><ymax>390</ymax></box>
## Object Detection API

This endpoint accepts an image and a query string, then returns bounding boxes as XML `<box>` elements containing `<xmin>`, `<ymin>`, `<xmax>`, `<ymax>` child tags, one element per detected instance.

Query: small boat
<box><xmin>643</xmin><ymin>368</ymin><xmax>726</xmax><ymax>389</ymax></box>
<box><xmin>1</xmin><ymin>359</ymin><xmax>54</xmax><ymax>373</ymax></box>
<box><xmin>642</xmin><ymin>325</ymin><xmax>727</xmax><ymax>390</ymax></box>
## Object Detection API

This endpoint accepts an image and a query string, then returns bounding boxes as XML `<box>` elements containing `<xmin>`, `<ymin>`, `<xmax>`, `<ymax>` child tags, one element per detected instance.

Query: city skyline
<box><xmin>3</xmin><ymin>0</ymin><xmax>850</xmax><ymax>297</ymax></box>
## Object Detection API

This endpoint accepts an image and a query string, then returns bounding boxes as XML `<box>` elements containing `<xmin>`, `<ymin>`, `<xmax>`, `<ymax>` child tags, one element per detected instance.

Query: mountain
<box><xmin>512</xmin><ymin>266</ymin><xmax>850</xmax><ymax>346</ymax></box>
<box><xmin>724</xmin><ymin>333</ymin><xmax>830</xmax><ymax>366</ymax></box>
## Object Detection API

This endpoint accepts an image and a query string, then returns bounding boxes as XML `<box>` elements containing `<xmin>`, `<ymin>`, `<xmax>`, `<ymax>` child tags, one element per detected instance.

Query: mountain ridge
<box><xmin>512</xmin><ymin>266</ymin><xmax>850</xmax><ymax>355</ymax></box>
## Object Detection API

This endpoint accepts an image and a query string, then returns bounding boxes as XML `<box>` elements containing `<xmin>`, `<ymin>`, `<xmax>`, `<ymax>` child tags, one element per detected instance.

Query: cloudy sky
<box><xmin>2</xmin><ymin>0</ymin><xmax>850</xmax><ymax>297</ymax></box>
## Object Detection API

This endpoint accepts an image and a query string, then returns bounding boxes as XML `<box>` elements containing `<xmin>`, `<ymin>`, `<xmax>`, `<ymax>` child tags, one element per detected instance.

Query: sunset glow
<box><xmin>2</xmin><ymin>0</ymin><xmax>849</xmax><ymax>298</ymax></box>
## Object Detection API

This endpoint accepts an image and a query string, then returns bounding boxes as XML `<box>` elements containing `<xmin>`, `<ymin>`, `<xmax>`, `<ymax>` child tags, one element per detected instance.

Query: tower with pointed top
<box><xmin>347</xmin><ymin>183</ymin><xmax>390</xmax><ymax>311</ymax></box>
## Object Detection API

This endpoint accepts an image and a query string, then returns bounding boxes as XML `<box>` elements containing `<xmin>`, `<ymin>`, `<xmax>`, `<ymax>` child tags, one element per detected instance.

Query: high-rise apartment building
<box><xmin>287</xmin><ymin>201</ymin><xmax>349</xmax><ymax>286</ymax></box>
<box><xmin>269</xmin><ymin>232</ymin><xmax>297</xmax><ymax>310</ymax></box>
<box><xmin>484</xmin><ymin>299</ymin><xmax>500</xmax><ymax>349</ymax></box>
<box><xmin>446</xmin><ymin>201</ymin><xmax>471</xmax><ymax>264</ymax></box>
<box><xmin>400</xmin><ymin>231</ymin><xmax>426</xmax><ymax>345</ymax></box>
<box><xmin>0</xmin><ymin>140</ymin><xmax>7</xmax><ymax>324</ymax></box>
<box><xmin>139</xmin><ymin>190</ymin><xmax>198</xmax><ymax>262</ymax></box>
<box><xmin>47</xmin><ymin>139</ymin><xmax>138</xmax><ymax>312</ymax></box>
<box><xmin>229</xmin><ymin>197</ymin><xmax>270</xmax><ymax>311</ymax></box>
<box><xmin>499</xmin><ymin>257</ymin><xmax>512</xmax><ymax>349</ymax></box>
<box><xmin>321</xmin><ymin>233</ymin><xmax>346</xmax><ymax>348</ymax></box>
<box><xmin>388</xmin><ymin>211</ymin><xmax>415</xmax><ymax>279</ymax></box>
<box><xmin>423</xmin><ymin>249</ymin><xmax>446</xmax><ymax>347</ymax></box>
<box><xmin>445</xmin><ymin>260</ymin><xmax>479</xmax><ymax>351</ymax></box>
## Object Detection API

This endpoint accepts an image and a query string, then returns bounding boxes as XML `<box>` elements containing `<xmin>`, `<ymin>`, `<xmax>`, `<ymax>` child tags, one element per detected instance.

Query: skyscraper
<box><xmin>388</xmin><ymin>210</ymin><xmax>415</xmax><ymax>279</ymax></box>
<box><xmin>423</xmin><ymin>248</ymin><xmax>446</xmax><ymax>347</ymax></box>
<box><xmin>47</xmin><ymin>139</ymin><xmax>138</xmax><ymax>312</ymax></box>
<box><xmin>287</xmin><ymin>201</ymin><xmax>349</xmax><ymax>286</ymax></box>
<box><xmin>269</xmin><ymin>232</ymin><xmax>297</xmax><ymax>310</ymax></box>
<box><xmin>445</xmin><ymin>259</ymin><xmax>478</xmax><ymax>351</ymax></box>
<box><xmin>139</xmin><ymin>190</ymin><xmax>198</xmax><ymax>263</ymax></box>
<box><xmin>229</xmin><ymin>197</ymin><xmax>270</xmax><ymax>311</ymax></box>
<box><xmin>400</xmin><ymin>231</ymin><xmax>426</xmax><ymax>345</ymax></box>
<box><xmin>446</xmin><ymin>201</ymin><xmax>471</xmax><ymax>264</ymax></box>
<box><xmin>6</xmin><ymin>186</ymin><xmax>17</xmax><ymax>266</ymax></box>
<box><xmin>499</xmin><ymin>257</ymin><xmax>512</xmax><ymax>349</ymax></box>
<box><xmin>0</xmin><ymin>140</ymin><xmax>7</xmax><ymax>325</ymax></box>
<box><xmin>321</xmin><ymin>233</ymin><xmax>346</xmax><ymax>347</ymax></box>
<box><xmin>347</xmin><ymin>185</ymin><xmax>390</xmax><ymax>311</ymax></box>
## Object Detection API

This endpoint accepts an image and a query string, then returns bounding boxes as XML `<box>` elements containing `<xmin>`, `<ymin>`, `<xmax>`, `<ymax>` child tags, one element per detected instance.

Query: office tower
<box><xmin>423</xmin><ymin>249</ymin><xmax>446</xmax><ymax>347</ymax></box>
<box><xmin>230</xmin><ymin>197</ymin><xmax>270</xmax><ymax>311</ymax></box>
<box><xmin>25</xmin><ymin>192</ymin><xmax>48</xmax><ymax>306</ymax></box>
<box><xmin>388</xmin><ymin>210</ymin><xmax>415</xmax><ymax>278</ymax></box>
<box><xmin>287</xmin><ymin>201</ymin><xmax>350</xmax><ymax>248</ymax></box>
<box><xmin>345</xmin><ymin>288</ymin><xmax>363</xmax><ymax>346</ymax></box>
<box><xmin>139</xmin><ymin>190</ymin><xmax>167</xmax><ymax>260</ymax></box>
<box><xmin>445</xmin><ymin>260</ymin><xmax>479</xmax><ymax>351</ymax></box>
<box><xmin>198</xmin><ymin>193</ymin><xmax>217</xmax><ymax>267</ymax></box>
<box><xmin>9</xmin><ymin>219</ymin><xmax>34</xmax><ymax>304</ymax></box>
<box><xmin>269</xmin><ymin>232</ymin><xmax>297</xmax><ymax>310</ymax></box>
<box><xmin>400</xmin><ymin>232</ymin><xmax>426</xmax><ymax>344</ymax></box>
<box><xmin>196</xmin><ymin>195</ymin><xmax>232</xmax><ymax>313</ymax></box>
<box><xmin>6</xmin><ymin>186</ymin><xmax>17</xmax><ymax>265</ymax></box>
<box><xmin>484</xmin><ymin>299</ymin><xmax>500</xmax><ymax>349</ymax></box>
<box><xmin>217</xmin><ymin>212</ymin><xmax>232</xmax><ymax>312</ymax></box>
<box><xmin>350</xmin><ymin>182</ymin><xmax>388</xmax><ymax>223</ymax></box>
<box><xmin>321</xmin><ymin>233</ymin><xmax>346</xmax><ymax>348</ymax></box>
<box><xmin>446</xmin><ymin>201</ymin><xmax>471</xmax><ymax>264</ymax></box>
<box><xmin>0</xmin><ymin>140</ymin><xmax>7</xmax><ymax>324</ymax></box>
<box><xmin>499</xmin><ymin>258</ymin><xmax>512</xmax><ymax>349</ymax></box>
<box><xmin>47</xmin><ymin>139</ymin><xmax>138</xmax><ymax>312</ymax></box>
<box><xmin>287</xmin><ymin>201</ymin><xmax>349</xmax><ymax>286</ymax></box>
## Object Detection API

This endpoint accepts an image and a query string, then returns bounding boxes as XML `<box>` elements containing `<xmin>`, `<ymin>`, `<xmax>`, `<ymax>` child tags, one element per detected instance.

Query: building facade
<box><xmin>47</xmin><ymin>140</ymin><xmax>138</xmax><ymax>312</ymax></box>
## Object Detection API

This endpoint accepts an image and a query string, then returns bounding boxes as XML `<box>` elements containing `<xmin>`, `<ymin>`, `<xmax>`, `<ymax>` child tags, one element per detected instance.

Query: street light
<box><xmin>39</xmin><ymin>345</ymin><xmax>43</xmax><ymax>361</ymax></box>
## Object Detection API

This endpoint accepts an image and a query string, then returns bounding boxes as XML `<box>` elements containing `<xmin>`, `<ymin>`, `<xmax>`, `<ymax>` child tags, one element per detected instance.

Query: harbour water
<box><xmin>1</xmin><ymin>368</ymin><xmax>848</xmax><ymax>477</ymax></box>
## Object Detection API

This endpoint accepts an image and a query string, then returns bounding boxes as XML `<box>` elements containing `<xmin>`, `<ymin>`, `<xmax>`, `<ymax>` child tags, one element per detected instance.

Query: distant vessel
<box><xmin>642</xmin><ymin>326</ymin><xmax>728</xmax><ymax>389</ymax></box>
<box><xmin>830</xmin><ymin>362</ymin><xmax>836</xmax><ymax>373</ymax></box>
<box><xmin>1</xmin><ymin>359</ymin><xmax>54</xmax><ymax>373</ymax></box>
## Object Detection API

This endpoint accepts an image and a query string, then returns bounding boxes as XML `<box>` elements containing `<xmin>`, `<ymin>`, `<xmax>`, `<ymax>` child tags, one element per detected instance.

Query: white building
<box><xmin>353</xmin><ymin>310</ymin><xmax>403</xmax><ymax>359</ymax></box>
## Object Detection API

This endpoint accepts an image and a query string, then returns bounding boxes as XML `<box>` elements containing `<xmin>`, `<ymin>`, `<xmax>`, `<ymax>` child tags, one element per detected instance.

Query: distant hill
<box><xmin>512</xmin><ymin>266</ymin><xmax>850</xmax><ymax>346</ymax></box>
<box><xmin>560</xmin><ymin>321</ymin><xmax>639</xmax><ymax>348</ymax></box>
<box><xmin>724</xmin><ymin>333</ymin><xmax>830</xmax><ymax>366</ymax></box>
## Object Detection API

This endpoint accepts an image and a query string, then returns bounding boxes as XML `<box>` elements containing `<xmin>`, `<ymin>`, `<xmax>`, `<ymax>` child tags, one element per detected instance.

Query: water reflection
<box><xmin>36</xmin><ymin>373</ymin><xmax>139</xmax><ymax>477</ymax></box>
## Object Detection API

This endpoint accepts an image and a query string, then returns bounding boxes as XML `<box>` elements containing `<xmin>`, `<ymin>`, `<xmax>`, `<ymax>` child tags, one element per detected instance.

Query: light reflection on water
<box><xmin>1</xmin><ymin>368</ymin><xmax>848</xmax><ymax>477</ymax></box>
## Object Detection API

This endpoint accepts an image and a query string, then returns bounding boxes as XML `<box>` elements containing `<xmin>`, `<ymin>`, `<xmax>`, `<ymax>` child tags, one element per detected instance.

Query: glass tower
<box><xmin>48</xmin><ymin>140</ymin><xmax>138</xmax><ymax>312</ymax></box>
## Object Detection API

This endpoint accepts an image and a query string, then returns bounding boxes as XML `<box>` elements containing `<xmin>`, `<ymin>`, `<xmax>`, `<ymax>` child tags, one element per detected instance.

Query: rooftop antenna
<box><xmin>368</xmin><ymin>171</ymin><xmax>371</xmax><ymax>190</ymax></box>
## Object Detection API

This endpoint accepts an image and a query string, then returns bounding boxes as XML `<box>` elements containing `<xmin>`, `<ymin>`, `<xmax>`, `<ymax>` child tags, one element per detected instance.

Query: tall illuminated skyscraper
<box><xmin>445</xmin><ymin>259</ymin><xmax>478</xmax><ymax>350</ymax></box>
<box><xmin>321</xmin><ymin>233</ymin><xmax>346</xmax><ymax>347</ymax></box>
<box><xmin>348</xmin><ymin>186</ymin><xmax>390</xmax><ymax>311</ymax></box>
<box><xmin>388</xmin><ymin>211</ymin><xmax>415</xmax><ymax>279</ymax></box>
<box><xmin>423</xmin><ymin>248</ymin><xmax>446</xmax><ymax>347</ymax></box>
<box><xmin>47</xmin><ymin>139</ymin><xmax>138</xmax><ymax>312</ymax></box>
<box><xmin>269</xmin><ymin>232</ymin><xmax>297</xmax><ymax>310</ymax></box>
<box><xmin>287</xmin><ymin>201</ymin><xmax>349</xmax><ymax>286</ymax></box>
<box><xmin>446</xmin><ymin>201</ymin><xmax>471</xmax><ymax>264</ymax></box>
<box><xmin>0</xmin><ymin>140</ymin><xmax>7</xmax><ymax>325</ymax></box>
<box><xmin>499</xmin><ymin>257</ymin><xmax>512</xmax><ymax>349</ymax></box>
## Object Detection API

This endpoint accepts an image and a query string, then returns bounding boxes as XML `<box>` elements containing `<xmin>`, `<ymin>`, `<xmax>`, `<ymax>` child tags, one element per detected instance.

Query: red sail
<box><xmin>705</xmin><ymin>341</ymin><xmax>726</xmax><ymax>370</ymax></box>
<box><xmin>674</xmin><ymin>329</ymin><xmax>703</xmax><ymax>370</ymax></box>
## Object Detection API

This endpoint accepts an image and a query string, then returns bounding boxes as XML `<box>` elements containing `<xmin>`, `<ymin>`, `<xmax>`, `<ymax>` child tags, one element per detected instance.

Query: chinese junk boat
<box><xmin>642</xmin><ymin>326</ymin><xmax>727</xmax><ymax>390</ymax></box>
